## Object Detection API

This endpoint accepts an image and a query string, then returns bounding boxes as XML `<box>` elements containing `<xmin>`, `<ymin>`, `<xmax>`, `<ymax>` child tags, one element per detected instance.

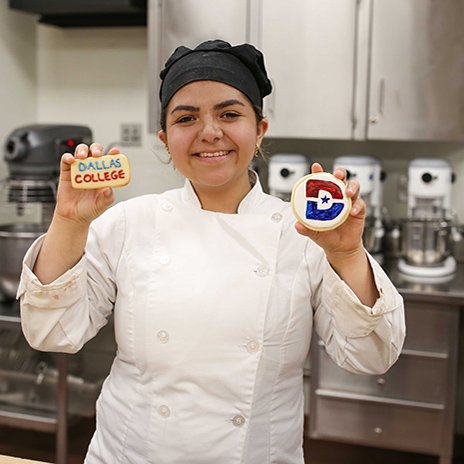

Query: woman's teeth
<box><xmin>197</xmin><ymin>151</ymin><xmax>229</xmax><ymax>158</ymax></box>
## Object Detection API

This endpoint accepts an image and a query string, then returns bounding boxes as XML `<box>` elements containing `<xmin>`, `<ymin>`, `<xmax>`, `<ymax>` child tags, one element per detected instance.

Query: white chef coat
<box><xmin>18</xmin><ymin>173</ymin><xmax>405</xmax><ymax>464</ymax></box>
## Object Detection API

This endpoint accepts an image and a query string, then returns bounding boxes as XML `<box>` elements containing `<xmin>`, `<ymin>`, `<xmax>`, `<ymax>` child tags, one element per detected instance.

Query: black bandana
<box><xmin>159</xmin><ymin>39</ymin><xmax>272</xmax><ymax>110</ymax></box>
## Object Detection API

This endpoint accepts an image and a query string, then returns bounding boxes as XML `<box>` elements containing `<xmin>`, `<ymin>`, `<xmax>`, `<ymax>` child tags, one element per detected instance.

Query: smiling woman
<box><xmin>158</xmin><ymin>81</ymin><xmax>268</xmax><ymax>213</ymax></box>
<box><xmin>17</xmin><ymin>39</ymin><xmax>405</xmax><ymax>464</ymax></box>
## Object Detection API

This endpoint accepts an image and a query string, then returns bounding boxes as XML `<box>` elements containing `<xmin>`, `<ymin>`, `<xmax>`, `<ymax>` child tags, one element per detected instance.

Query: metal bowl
<box><xmin>0</xmin><ymin>223</ymin><xmax>46</xmax><ymax>299</ymax></box>
<box><xmin>399</xmin><ymin>218</ymin><xmax>452</xmax><ymax>266</ymax></box>
<box><xmin>362</xmin><ymin>216</ymin><xmax>383</xmax><ymax>254</ymax></box>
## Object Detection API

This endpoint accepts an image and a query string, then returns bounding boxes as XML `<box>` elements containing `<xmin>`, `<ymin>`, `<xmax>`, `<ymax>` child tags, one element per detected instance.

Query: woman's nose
<box><xmin>198</xmin><ymin>118</ymin><xmax>222</xmax><ymax>142</ymax></box>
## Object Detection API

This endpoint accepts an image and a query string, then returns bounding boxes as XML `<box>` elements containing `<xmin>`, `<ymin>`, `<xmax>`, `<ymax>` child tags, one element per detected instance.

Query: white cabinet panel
<box><xmin>259</xmin><ymin>0</ymin><xmax>358</xmax><ymax>139</ymax></box>
<box><xmin>367</xmin><ymin>0</ymin><xmax>464</xmax><ymax>141</ymax></box>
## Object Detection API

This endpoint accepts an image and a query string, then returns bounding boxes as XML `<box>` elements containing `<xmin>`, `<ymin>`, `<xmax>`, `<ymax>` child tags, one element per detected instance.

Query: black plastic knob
<box><xmin>422</xmin><ymin>173</ymin><xmax>433</xmax><ymax>183</ymax></box>
<box><xmin>4</xmin><ymin>131</ymin><xmax>29</xmax><ymax>162</ymax></box>
<box><xmin>280</xmin><ymin>168</ymin><xmax>291</xmax><ymax>178</ymax></box>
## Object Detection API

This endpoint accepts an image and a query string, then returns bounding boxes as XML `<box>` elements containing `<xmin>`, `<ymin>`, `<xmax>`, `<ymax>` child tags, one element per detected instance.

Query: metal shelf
<box><xmin>0</xmin><ymin>300</ymin><xmax>21</xmax><ymax>328</ymax></box>
<box><xmin>0</xmin><ymin>301</ymin><xmax>69</xmax><ymax>463</ymax></box>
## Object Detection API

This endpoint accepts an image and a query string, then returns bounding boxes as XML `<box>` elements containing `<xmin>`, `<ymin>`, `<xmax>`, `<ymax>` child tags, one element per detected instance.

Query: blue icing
<box><xmin>305</xmin><ymin>201</ymin><xmax>345</xmax><ymax>221</ymax></box>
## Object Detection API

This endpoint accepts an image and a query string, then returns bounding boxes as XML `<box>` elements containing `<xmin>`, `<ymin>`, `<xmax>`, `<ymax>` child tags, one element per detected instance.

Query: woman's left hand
<box><xmin>295</xmin><ymin>162</ymin><xmax>366</xmax><ymax>260</ymax></box>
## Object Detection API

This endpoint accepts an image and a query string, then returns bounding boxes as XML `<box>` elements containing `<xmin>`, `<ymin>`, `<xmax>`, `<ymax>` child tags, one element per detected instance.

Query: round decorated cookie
<box><xmin>291</xmin><ymin>172</ymin><xmax>351</xmax><ymax>231</ymax></box>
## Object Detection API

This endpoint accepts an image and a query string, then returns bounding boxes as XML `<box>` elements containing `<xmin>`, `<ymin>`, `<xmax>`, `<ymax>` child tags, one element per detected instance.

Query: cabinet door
<box><xmin>258</xmin><ymin>0</ymin><xmax>358</xmax><ymax>139</ymax></box>
<box><xmin>148</xmin><ymin>0</ymin><xmax>249</xmax><ymax>132</ymax></box>
<box><xmin>367</xmin><ymin>0</ymin><xmax>464</xmax><ymax>141</ymax></box>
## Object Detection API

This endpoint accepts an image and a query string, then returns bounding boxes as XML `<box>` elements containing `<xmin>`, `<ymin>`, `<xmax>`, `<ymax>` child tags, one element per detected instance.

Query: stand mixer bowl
<box><xmin>400</xmin><ymin>218</ymin><xmax>452</xmax><ymax>266</ymax></box>
<box><xmin>362</xmin><ymin>215</ymin><xmax>383</xmax><ymax>254</ymax></box>
<box><xmin>0</xmin><ymin>223</ymin><xmax>46</xmax><ymax>299</ymax></box>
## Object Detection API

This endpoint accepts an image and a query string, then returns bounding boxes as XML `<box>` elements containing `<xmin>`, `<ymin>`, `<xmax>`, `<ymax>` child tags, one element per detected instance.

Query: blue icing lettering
<box><xmin>109</xmin><ymin>157</ymin><xmax>122</xmax><ymax>168</ymax></box>
<box><xmin>78</xmin><ymin>162</ymin><xmax>87</xmax><ymax>172</ymax></box>
<box><xmin>306</xmin><ymin>201</ymin><xmax>344</xmax><ymax>221</ymax></box>
<box><xmin>87</xmin><ymin>161</ymin><xmax>95</xmax><ymax>171</ymax></box>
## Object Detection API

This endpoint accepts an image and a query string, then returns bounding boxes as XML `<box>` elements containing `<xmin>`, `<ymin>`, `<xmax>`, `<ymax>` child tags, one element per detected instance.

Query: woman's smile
<box><xmin>194</xmin><ymin>150</ymin><xmax>232</xmax><ymax>159</ymax></box>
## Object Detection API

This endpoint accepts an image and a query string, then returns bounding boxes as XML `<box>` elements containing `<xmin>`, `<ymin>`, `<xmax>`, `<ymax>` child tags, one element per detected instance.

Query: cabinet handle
<box><xmin>373</xmin><ymin>427</ymin><xmax>383</xmax><ymax>437</ymax></box>
<box><xmin>369</xmin><ymin>79</ymin><xmax>386</xmax><ymax>124</ymax></box>
<box><xmin>378</xmin><ymin>78</ymin><xmax>385</xmax><ymax>115</ymax></box>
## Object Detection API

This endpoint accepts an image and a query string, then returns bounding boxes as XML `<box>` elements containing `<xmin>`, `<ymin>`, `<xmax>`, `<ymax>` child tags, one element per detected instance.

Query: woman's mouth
<box><xmin>195</xmin><ymin>150</ymin><xmax>231</xmax><ymax>158</ymax></box>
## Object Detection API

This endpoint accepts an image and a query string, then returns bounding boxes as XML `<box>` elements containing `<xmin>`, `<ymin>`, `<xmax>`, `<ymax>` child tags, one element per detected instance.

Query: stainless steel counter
<box><xmin>382</xmin><ymin>259</ymin><xmax>464</xmax><ymax>306</ymax></box>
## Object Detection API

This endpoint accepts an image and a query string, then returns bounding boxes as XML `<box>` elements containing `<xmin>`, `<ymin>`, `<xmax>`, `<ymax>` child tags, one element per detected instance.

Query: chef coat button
<box><xmin>254</xmin><ymin>265</ymin><xmax>269</xmax><ymax>277</ymax></box>
<box><xmin>161</xmin><ymin>202</ymin><xmax>173</xmax><ymax>212</ymax></box>
<box><xmin>157</xmin><ymin>330</ymin><xmax>169</xmax><ymax>343</ymax></box>
<box><xmin>232</xmin><ymin>415</ymin><xmax>245</xmax><ymax>427</ymax></box>
<box><xmin>159</xmin><ymin>255</ymin><xmax>171</xmax><ymax>265</ymax></box>
<box><xmin>271</xmin><ymin>212</ymin><xmax>283</xmax><ymax>223</ymax></box>
<box><xmin>158</xmin><ymin>405</ymin><xmax>170</xmax><ymax>418</ymax></box>
<box><xmin>246</xmin><ymin>340</ymin><xmax>259</xmax><ymax>354</ymax></box>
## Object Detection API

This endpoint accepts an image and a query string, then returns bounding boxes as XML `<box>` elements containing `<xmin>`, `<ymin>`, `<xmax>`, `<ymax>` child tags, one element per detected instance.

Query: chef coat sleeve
<box><xmin>308</xmin><ymin>243</ymin><xmax>406</xmax><ymax>375</ymax></box>
<box><xmin>17</xmin><ymin>202</ymin><xmax>126</xmax><ymax>353</ymax></box>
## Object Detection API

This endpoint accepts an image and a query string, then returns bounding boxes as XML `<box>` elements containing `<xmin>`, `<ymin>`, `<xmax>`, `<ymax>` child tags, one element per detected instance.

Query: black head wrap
<box><xmin>159</xmin><ymin>39</ymin><xmax>272</xmax><ymax>111</ymax></box>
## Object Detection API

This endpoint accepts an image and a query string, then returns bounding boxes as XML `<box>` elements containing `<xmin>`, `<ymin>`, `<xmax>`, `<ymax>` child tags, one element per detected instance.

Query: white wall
<box><xmin>0</xmin><ymin>3</ymin><xmax>37</xmax><ymax>181</ymax></box>
<box><xmin>36</xmin><ymin>24</ymin><xmax>184</xmax><ymax>204</ymax></box>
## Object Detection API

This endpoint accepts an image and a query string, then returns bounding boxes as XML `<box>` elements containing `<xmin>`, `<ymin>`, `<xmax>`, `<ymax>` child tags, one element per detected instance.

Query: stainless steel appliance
<box><xmin>333</xmin><ymin>156</ymin><xmax>386</xmax><ymax>262</ymax></box>
<box><xmin>268</xmin><ymin>153</ymin><xmax>310</xmax><ymax>201</ymax></box>
<box><xmin>398</xmin><ymin>158</ymin><xmax>458</xmax><ymax>277</ymax></box>
<box><xmin>0</xmin><ymin>124</ymin><xmax>92</xmax><ymax>300</ymax></box>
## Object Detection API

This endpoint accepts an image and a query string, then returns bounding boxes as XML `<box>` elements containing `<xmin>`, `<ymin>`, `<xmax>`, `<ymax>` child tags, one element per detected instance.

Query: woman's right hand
<box><xmin>55</xmin><ymin>143</ymin><xmax>117</xmax><ymax>226</ymax></box>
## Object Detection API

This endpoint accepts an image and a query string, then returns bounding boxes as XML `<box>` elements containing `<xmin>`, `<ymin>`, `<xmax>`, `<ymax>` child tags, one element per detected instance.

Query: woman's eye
<box><xmin>222</xmin><ymin>112</ymin><xmax>241</xmax><ymax>120</ymax></box>
<box><xmin>175</xmin><ymin>115</ymin><xmax>195</xmax><ymax>124</ymax></box>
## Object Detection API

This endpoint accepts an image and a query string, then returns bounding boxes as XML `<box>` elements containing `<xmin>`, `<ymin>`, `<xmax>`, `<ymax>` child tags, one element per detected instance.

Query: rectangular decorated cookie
<box><xmin>71</xmin><ymin>154</ymin><xmax>131</xmax><ymax>189</ymax></box>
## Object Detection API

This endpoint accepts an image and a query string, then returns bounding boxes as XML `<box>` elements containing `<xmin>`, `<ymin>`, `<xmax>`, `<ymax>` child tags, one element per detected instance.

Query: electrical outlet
<box><xmin>120</xmin><ymin>123</ymin><xmax>142</xmax><ymax>146</ymax></box>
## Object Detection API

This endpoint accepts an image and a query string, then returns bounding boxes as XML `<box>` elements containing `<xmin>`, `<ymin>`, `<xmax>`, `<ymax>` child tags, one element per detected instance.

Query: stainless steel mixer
<box><xmin>268</xmin><ymin>153</ymin><xmax>311</xmax><ymax>201</ymax></box>
<box><xmin>398</xmin><ymin>158</ymin><xmax>459</xmax><ymax>277</ymax></box>
<box><xmin>333</xmin><ymin>156</ymin><xmax>386</xmax><ymax>262</ymax></box>
<box><xmin>0</xmin><ymin>124</ymin><xmax>92</xmax><ymax>299</ymax></box>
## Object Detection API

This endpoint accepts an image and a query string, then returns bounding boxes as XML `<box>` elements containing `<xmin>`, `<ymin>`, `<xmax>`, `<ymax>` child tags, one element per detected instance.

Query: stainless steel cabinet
<box><xmin>309</xmin><ymin>300</ymin><xmax>460</xmax><ymax>464</ymax></box>
<box><xmin>257</xmin><ymin>0</ymin><xmax>359</xmax><ymax>139</ymax></box>
<box><xmin>147</xmin><ymin>0</ymin><xmax>464</xmax><ymax>141</ymax></box>
<box><xmin>365</xmin><ymin>0</ymin><xmax>464</xmax><ymax>141</ymax></box>
<box><xmin>147</xmin><ymin>0</ymin><xmax>249</xmax><ymax>132</ymax></box>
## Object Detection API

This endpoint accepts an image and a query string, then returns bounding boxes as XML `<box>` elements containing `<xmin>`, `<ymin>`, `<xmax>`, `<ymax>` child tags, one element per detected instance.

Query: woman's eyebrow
<box><xmin>214</xmin><ymin>99</ymin><xmax>245</xmax><ymax>110</ymax></box>
<box><xmin>171</xmin><ymin>104</ymin><xmax>200</xmax><ymax>115</ymax></box>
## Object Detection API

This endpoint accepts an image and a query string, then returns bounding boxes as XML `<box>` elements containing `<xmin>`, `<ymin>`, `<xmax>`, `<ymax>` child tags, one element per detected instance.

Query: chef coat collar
<box><xmin>182</xmin><ymin>170</ymin><xmax>263</xmax><ymax>214</ymax></box>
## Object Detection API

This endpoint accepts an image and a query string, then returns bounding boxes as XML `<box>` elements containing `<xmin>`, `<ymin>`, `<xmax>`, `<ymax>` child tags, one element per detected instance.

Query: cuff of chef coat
<box><xmin>16</xmin><ymin>234</ymin><xmax>87</xmax><ymax>309</ymax></box>
<box><xmin>325</xmin><ymin>252</ymin><xmax>402</xmax><ymax>338</ymax></box>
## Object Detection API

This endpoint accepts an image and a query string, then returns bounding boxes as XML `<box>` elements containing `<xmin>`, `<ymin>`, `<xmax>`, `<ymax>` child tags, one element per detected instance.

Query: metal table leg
<box><xmin>55</xmin><ymin>353</ymin><xmax>68</xmax><ymax>464</ymax></box>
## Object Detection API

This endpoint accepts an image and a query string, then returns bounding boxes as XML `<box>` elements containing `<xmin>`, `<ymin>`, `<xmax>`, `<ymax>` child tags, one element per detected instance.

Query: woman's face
<box><xmin>158</xmin><ymin>80</ymin><xmax>268</xmax><ymax>194</ymax></box>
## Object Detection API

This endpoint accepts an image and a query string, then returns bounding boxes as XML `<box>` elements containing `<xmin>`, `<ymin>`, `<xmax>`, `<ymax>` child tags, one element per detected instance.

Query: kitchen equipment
<box><xmin>398</xmin><ymin>158</ymin><xmax>457</xmax><ymax>277</ymax></box>
<box><xmin>268</xmin><ymin>153</ymin><xmax>310</xmax><ymax>201</ymax></box>
<box><xmin>0</xmin><ymin>124</ymin><xmax>92</xmax><ymax>299</ymax></box>
<box><xmin>333</xmin><ymin>156</ymin><xmax>385</xmax><ymax>261</ymax></box>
